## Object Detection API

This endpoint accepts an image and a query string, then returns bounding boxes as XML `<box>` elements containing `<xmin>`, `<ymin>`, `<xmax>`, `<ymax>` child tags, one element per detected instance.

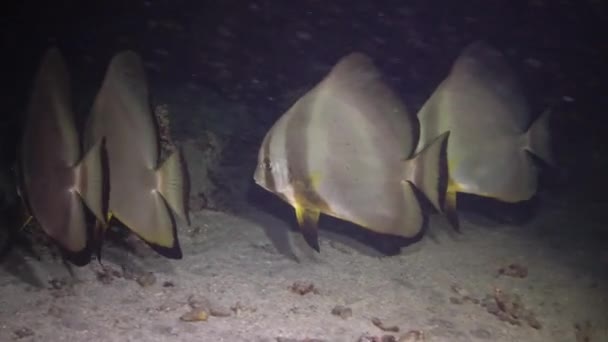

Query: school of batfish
<box><xmin>14</xmin><ymin>40</ymin><xmax>552</xmax><ymax>263</ymax></box>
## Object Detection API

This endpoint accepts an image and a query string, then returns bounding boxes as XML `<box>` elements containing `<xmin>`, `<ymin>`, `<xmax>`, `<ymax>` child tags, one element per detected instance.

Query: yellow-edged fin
<box><xmin>294</xmin><ymin>204</ymin><xmax>321</xmax><ymax>252</ymax></box>
<box><xmin>444</xmin><ymin>157</ymin><xmax>462</xmax><ymax>232</ymax></box>
<box><xmin>445</xmin><ymin>179</ymin><xmax>460</xmax><ymax>231</ymax></box>
<box><xmin>292</xmin><ymin>171</ymin><xmax>324</xmax><ymax>252</ymax></box>
<box><xmin>93</xmin><ymin>211</ymin><xmax>116</xmax><ymax>263</ymax></box>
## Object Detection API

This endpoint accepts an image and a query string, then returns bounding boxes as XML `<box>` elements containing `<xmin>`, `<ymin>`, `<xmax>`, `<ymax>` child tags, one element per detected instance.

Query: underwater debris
<box><xmin>330</xmin><ymin>305</ymin><xmax>352</xmax><ymax>319</ymax></box>
<box><xmin>481</xmin><ymin>287</ymin><xmax>541</xmax><ymax>329</ymax></box>
<box><xmin>187</xmin><ymin>294</ymin><xmax>232</xmax><ymax>317</ymax></box>
<box><xmin>179</xmin><ymin>308</ymin><xmax>208</xmax><ymax>322</ymax></box>
<box><xmin>356</xmin><ymin>333</ymin><xmax>403</xmax><ymax>342</ymax></box>
<box><xmin>398</xmin><ymin>330</ymin><xmax>425</xmax><ymax>342</ymax></box>
<box><xmin>371</xmin><ymin>317</ymin><xmax>400</xmax><ymax>333</ymax></box>
<box><xmin>94</xmin><ymin>264</ymin><xmax>124</xmax><ymax>284</ymax></box>
<box><xmin>156</xmin><ymin>300</ymin><xmax>181</xmax><ymax>313</ymax></box>
<box><xmin>230</xmin><ymin>301</ymin><xmax>257</xmax><ymax>315</ymax></box>
<box><xmin>136</xmin><ymin>272</ymin><xmax>157</xmax><ymax>287</ymax></box>
<box><xmin>162</xmin><ymin>281</ymin><xmax>174</xmax><ymax>287</ymax></box>
<box><xmin>289</xmin><ymin>281</ymin><xmax>319</xmax><ymax>295</ymax></box>
<box><xmin>497</xmin><ymin>263</ymin><xmax>528</xmax><ymax>278</ymax></box>
<box><xmin>12</xmin><ymin>327</ymin><xmax>34</xmax><ymax>339</ymax></box>
<box><xmin>47</xmin><ymin>277</ymin><xmax>77</xmax><ymax>298</ymax></box>
<box><xmin>449</xmin><ymin>283</ymin><xmax>480</xmax><ymax>304</ymax></box>
<box><xmin>95</xmin><ymin>269</ymin><xmax>114</xmax><ymax>284</ymax></box>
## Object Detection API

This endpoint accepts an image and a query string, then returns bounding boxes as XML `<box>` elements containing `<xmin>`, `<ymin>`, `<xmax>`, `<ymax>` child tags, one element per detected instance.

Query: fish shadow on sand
<box><xmin>246</xmin><ymin>181</ymin><xmax>432</xmax><ymax>259</ymax></box>
<box><xmin>455</xmin><ymin>193</ymin><xmax>541</xmax><ymax>228</ymax></box>
<box><xmin>0</xmin><ymin>249</ymin><xmax>45</xmax><ymax>288</ymax></box>
<box><xmin>98</xmin><ymin>227</ymin><xmax>177</xmax><ymax>275</ymax></box>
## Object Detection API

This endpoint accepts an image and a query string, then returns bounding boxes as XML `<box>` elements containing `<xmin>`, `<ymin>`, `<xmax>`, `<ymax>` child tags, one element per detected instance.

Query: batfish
<box><xmin>415</xmin><ymin>41</ymin><xmax>553</xmax><ymax>228</ymax></box>
<box><xmin>84</xmin><ymin>50</ymin><xmax>188</xmax><ymax>259</ymax></box>
<box><xmin>254</xmin><ymin>52</ymin><xmax>449</xmax><ymax>252</ymax></box>
<box><xmin>19</xmin><ymin>48</ymin><xmax>105</xmax><ymax>265</ymax></box>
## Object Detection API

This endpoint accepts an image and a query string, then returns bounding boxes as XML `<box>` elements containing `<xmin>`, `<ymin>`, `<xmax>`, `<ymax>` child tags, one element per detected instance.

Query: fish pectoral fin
<box><xmin>156</xmin><ymin>148</ymin><xmax>189</xmax><ymax>225</ymax></box>
<box><xmin>295</xmin><ymin>205</ymin><xmax>321</xmax><ymax>253</ymax></box>
<box><xmin>74</xmin><ymin>137</ymin><xmax>106</xmax><ymax>224</ymax></box>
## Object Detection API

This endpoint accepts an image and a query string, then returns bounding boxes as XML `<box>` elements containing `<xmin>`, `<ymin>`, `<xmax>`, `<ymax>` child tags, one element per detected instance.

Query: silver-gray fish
<box><xmin>415</xmin><ymin>41</ymin><xmax>553</xmax><ymax>228</ymax></box>
<box><xmin>84</xmin><ymin>50</ymin><xmax>188</xmax><ymax>259</ymax></box>
<box><xmin>254</xmin><ymin>52</ymin><xmax>449</xmax><ymax>251</ymax></box>
<box><xmin>19</xmin><ymin>47</ymin><xmax>105</xmax><ymax>264</ymax></box>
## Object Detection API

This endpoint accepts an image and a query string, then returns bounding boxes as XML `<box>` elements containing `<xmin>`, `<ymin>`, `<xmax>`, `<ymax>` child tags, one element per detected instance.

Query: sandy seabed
<box><xmin>1</xmin><ymin>146</ymin><xmax>607</xmax><ymax>342</ymax></box>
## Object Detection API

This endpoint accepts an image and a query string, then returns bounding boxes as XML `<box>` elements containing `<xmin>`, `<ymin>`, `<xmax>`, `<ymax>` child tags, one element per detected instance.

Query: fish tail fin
<box><xmin>156</xmin><ymin>148</ymin><xmax>189</xmax><ymax>225</ymax></box>
<box><xmin>403</xmin><ymin>131</ymin><xmax>450</xmax><ymax>213</ymax></box>
<box><xmin>525</xmin><ymin>109</ymin><xmax>554</xmax><ymax>166</ymax></box>
<box><xmin>74</xmin><ymin>138</ymin><xmax>106</xmax><ymax>225</ymax></box>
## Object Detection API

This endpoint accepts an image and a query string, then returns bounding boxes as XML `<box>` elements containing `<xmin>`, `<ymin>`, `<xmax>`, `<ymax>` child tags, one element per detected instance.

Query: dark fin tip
<box><xmin>58</xmin><ymin>206</ymin><xmax>102</xmax><ymax>267</ymax></box>
<box><xmin>303</xmin><ymin>231</ymin><xmax>320</xmax><ymax>253</ymax></box>
<box><xmin>59</xmin><ymin>245</ymin><xmax>93</xmax><ymax>267</ymax></box>
<box><xmin>437</xmin><ymin>133</ymin><xmax>450</xmax><ymax>213</ymax></box>
<box><xmin>148</xmin><ymin>240</ymin><xmax>183</xmax><ymax>259</ymax></box>
<box><xmin>300</xmin><ymin>220</ymin><xmax>320</xmax><ymax>253</ymax></box>
<box><xmin>108</xmin><ymin>214</ymin><xmax>183</xmax><ymax>259</ymax></box>
<box><xmin>94</xmin><ymin>220</ymin><xmax>106</xmax><ymax>265</ymax></box>
<box><xmin>446</xmin><ymin>206</ymin><xmax>461</xmax><ymax>233</ymax></box>
<box><xmin>144</xmin><ymin>207</ymin><xmax>183</xmax><ymax>259</ymax></box>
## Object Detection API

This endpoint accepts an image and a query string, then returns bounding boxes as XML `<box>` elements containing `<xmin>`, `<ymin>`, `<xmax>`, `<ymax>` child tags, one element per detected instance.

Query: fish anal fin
<box><xmin>74</xmin><ymin>137</ymin><xmax>106</xmax><ymax>224</ymax></box>
<box><xmin>295</xmin><ymin>204</ymin><xmax>321</xmax><ymax>252</ymax></box>
<box><xmin>110</xmin><ymin>195</ymin><xmax>182</xmax><ymax>259</ymax></box>
<box><xmin>149</xmin><ymin>193</ymin><xmax>182</xmax><ymax>258</ymax></box>
<box><xmin>156</xmin><ymin>148</ymin><xmax>189</xmax><ymax>225</ymax></box>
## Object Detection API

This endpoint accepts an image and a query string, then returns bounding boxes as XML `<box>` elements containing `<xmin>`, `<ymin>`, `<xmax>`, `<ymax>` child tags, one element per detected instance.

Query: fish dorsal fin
<box><xmin>105</xmin><ymin>51</ymin><xmax>149</xmax><ymax>105</ymax></box>
<box><xmin>89</xmin><ymin>50</ymin><xmax>159</xmax><ymax>168</ymax></box>
<box><xmin>452</xmin><ymin>41</ymin><xmax>511</xmax><ymax>77</ymax></box>
<box><xmin>319</xmin><ymin>52</ymin><xmax>415</xmax><ymax>152</ymax></box>
<box><xmin>29</xmin><ymin>48</ymin><xmax>80</xmax><ymax>165</ymax></box>
<box><xmin>326</xmin><ymin>53</ymin><xmax>383</xmax><ymax>90</ymax></box>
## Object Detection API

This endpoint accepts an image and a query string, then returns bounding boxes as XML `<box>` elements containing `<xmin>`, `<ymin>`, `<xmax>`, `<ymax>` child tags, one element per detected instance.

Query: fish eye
<box><xmin>262</xmin><ymin>157</ymin><xmax>272</xmax><ymax>170</ymax></box>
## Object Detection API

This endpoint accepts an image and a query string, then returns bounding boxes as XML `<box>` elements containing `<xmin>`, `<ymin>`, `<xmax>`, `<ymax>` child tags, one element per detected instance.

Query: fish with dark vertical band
<box><xmin>84</xmin><ymin>50</ymin><xmax>188</xmax><ymax>259</ymax></box>
<box><xmin>19</xmin><ymin>47</ymin><xmax>105</xmax><ymax>265</ymax></box>
<box><xmin>254</xmin><ymin>52</ymin><xmax>449</xmax><ymax>252</ymax></box>
<box><xmin>415</xmin><ymin>41</ymin><xmax>553</xmax><ymax>229</ymax></box>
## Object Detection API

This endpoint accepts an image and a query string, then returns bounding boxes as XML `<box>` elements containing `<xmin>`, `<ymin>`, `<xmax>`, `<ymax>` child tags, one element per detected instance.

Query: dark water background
<box><xmin>2</xmin><ymin>0</ymin><xmax>607</xmax><ymax>200</ymax></box>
